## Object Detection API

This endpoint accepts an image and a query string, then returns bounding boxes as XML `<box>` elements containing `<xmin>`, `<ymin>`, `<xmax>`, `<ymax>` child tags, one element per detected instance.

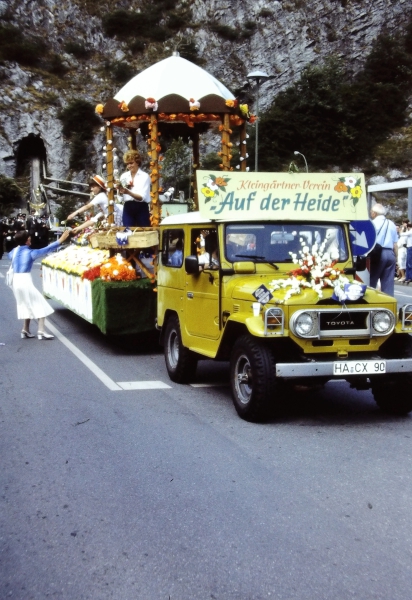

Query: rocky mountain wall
<box><xmin>0</xmin><ymin>0</ymin><xmax>410</xmax><ymax>189</ymax></box>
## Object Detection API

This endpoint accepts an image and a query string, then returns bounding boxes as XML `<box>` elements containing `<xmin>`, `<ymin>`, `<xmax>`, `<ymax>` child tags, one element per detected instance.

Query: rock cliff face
<box><xmin>0</xmin><ymin>0</ymin><xmax>409</xmax><ymax>185</ymax></box>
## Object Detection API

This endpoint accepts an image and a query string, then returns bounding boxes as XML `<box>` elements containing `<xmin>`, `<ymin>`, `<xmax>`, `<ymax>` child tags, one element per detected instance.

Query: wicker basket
<box><xmin>90</xmin><ymin>227</ymin><xmax>159</xmax><ymax>250</ymax></box>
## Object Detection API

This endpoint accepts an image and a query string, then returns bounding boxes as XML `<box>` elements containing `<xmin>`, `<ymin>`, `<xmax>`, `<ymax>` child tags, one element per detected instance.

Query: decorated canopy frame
<box><xmin>95</xmin><ymin>55</ymin><xmax>256</xmax><ymax>226</ymax></box>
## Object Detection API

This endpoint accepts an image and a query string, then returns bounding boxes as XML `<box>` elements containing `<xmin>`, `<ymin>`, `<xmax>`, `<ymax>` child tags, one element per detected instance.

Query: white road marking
<box><xmin>45</xmin><ymin>320</ymin><xmax>171</xmax><ymax>391</ymax></box>
<box><xmin>117</xmin><ymin>381</ymin><xmax>171</xmax><ymax>390</ymax></box>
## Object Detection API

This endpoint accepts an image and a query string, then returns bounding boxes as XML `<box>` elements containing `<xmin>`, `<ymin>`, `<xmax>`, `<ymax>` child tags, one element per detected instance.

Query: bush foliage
<box><xmin>102</xmin><ymin>1</ymin><xmax>192</xmax><ymax>46</ymax></box>
<box><xmin>0</xmin><ymin>23</ymin><xmax>47</xmax><ymax>66</ymax></box>
<box><xmin>0</xmin><ymin>175</ymin><xmax>23</xmax><ymax>215</ymax></box>
<box><xmin>58</xmin><ymin>100</ymin><xmax>101</xmax><ymax>170</ymax></box>
<box><xmin>258</xmin><ymin>23</ymin><xmax>412</xmax><ymax>171</ymax></box>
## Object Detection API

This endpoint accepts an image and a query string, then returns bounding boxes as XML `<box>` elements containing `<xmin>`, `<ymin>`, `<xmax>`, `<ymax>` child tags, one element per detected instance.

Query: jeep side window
<box><xmin>191</xmin><ymin>228</ymin><xmax>218</xmax><ymax>269</ymax></box>
<box><xmin>162</xmin><ymin>229</ymin><xmax>184</xmax><ymax>268</ymax></box>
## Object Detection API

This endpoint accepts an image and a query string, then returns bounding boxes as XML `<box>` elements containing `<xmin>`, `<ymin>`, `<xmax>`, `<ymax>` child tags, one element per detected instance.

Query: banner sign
<box><xmin>196</xmin><ymin>171</ymin><xmax>369</xmax><ymax>222</ymax></box>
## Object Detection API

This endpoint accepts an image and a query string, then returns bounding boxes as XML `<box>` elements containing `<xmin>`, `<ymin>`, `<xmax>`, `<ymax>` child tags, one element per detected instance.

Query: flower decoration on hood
<box><xmin>269</xmin><ymin>237</ymin><xmax>352</xmax><ymax>302</ymax></box>
<box><xmin>95</xmin><ymin>104</ymin><xmax>104</xmax><ymax>115</ymax></box>
<box><xmin>332</xmin><ymin>282</ymin><xmax>366</xmax><ymax>303</ymax></box>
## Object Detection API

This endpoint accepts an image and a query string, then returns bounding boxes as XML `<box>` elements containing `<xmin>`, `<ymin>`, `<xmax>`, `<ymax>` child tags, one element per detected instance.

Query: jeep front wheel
<box><xmin>372</xmin><ymin>334</ymin><xmax>412</xmax><ymax>415</ymax></box>
<box><xmin>230</xmin><ymin>335</ymin><xmax>276</xmax><ymax>421</ymax></box>
<box><xmin>164</xmin><ymin>315</ymin><xmax>197</xmax><ymax>383</ymax></box>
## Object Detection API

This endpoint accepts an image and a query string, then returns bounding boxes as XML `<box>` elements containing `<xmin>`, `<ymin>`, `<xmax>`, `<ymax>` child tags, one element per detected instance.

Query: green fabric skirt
<box><xmin>91</xmin><ymin>278</ymin><xmax>157</xmax><ymax>335</ymax></box>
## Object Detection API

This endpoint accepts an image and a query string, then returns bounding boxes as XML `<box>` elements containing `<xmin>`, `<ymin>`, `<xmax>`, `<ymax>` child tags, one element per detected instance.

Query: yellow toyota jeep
<box><xmin>157</xmin><ymin>171</ymin><xmax>412</xmax><ymax>421</ymax></box>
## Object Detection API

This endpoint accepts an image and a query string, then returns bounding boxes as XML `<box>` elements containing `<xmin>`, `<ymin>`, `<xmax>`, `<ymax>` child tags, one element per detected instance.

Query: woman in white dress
<box><xmin>8</xmin><ymin>229</ymin><xmax>70</xmax><ymax>339</ymax></box>
<box><xmin>397</xmin><ymin>222</ymin><xmax>409</xmax><ymax>282</ymax></box>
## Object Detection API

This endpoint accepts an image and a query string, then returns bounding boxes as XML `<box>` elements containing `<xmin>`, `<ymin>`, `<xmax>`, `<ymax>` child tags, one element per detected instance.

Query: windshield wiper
<box><xmin>234</xmin><ymin>254</ymin><xmax>279</xmax><ymax>270</ymax></box>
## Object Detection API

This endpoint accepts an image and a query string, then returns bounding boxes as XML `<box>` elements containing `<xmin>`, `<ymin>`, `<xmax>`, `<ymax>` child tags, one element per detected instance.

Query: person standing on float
<box><xmin>369</xmin><ymin>203</ymin><xmax>398</xmax><ymax>296</ymax></box>
<box><xmin>118</xmin><ymin>150</ymin><xmax>151</xmax><ymax>227</ymax></box>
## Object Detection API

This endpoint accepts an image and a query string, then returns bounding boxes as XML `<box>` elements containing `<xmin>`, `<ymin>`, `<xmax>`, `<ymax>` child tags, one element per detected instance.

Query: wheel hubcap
<box><xmin>168</xmin><ymin>330</ymin><xmax>179</xmax><ymax>369</ymax></box>
<box><xmin>234</xmin><ymin>354</ymin><xmax>252</xmax><ymax>405</ymax></box>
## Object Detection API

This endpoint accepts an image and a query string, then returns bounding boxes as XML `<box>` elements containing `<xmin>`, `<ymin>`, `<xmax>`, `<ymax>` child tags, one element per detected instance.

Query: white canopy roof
<box><xmin>114</xmin><ymin>54</ymin><xmax>235</xmax><ymax>103</ymax></box>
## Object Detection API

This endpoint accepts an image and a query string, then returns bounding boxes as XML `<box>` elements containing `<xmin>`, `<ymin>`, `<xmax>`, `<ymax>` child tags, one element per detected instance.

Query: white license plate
<box><xmin>333</xmin><ymin>360</ymin><xmax>386</xmax><ymax>375</ymax></box>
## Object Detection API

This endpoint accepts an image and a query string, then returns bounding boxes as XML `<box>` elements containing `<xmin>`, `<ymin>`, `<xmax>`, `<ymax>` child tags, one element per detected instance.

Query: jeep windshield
<box><xmin>224</xmin><ymin>223</ymin><xmax>348</xmax><ymax>263</ymax></box>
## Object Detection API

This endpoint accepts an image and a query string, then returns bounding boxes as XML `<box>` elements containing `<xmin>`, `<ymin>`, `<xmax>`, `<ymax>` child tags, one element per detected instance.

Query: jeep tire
<box><xmin>164</xmin><ymin>315</ymin><xmax>197</xmax><ymax>383</ymax></box>
<box><xmin>372</xmin><ymin>334</ymin><xmax>412</xmax><ymax>415</ymax></box>
<box><xmin>230</xmin><ymin>335</ymin><xmax>276</xmax><ymax>421</ymax></box>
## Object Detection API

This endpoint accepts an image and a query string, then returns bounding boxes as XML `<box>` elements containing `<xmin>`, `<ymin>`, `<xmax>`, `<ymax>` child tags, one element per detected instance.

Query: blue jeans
<box><xmin>369</xmin><ymin>248</ymin><xmax>396</xmax><ymax>296</ymax></box>
<box><xmin>406</xmin><ymin>247</ymin><xmax>412</xmax><ymax>281</ymax></box>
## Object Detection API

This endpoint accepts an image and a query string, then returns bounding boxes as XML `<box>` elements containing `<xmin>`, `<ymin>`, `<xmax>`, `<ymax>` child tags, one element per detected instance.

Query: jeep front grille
<box><xmin>290</xmin><ymin>308</ymin><xmax>395</xmax><ymax>339</ymax></box>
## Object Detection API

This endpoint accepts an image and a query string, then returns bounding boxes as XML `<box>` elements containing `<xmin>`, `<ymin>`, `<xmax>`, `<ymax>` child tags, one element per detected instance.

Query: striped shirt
<box><xmin>8</xmin><ymin>241</ymin><xmax>61</xmax><ymax>273</ymax></box>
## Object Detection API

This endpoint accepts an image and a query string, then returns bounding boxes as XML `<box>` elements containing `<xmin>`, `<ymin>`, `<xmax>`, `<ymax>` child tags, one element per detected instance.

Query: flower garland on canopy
<box><xmin>268</xmin><ymin>238</ymin><xmax>351</xmax><ymax>302</ymax></box>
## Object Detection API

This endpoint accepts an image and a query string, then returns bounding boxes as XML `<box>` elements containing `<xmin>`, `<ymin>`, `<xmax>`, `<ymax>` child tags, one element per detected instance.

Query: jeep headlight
<box><xmin>264</xmin><ymin>307</ymin><xmax>284</xmax><ymax>335</ymax></box>
<box><xmin>291</xmin><ymin>311</ymin><xmax>318</xmax><ymax>338</ymax></box>
<box><xmin>371</xmin><ymin>310</ymin><xmax>395</xmax><ymax>335</ymax></box>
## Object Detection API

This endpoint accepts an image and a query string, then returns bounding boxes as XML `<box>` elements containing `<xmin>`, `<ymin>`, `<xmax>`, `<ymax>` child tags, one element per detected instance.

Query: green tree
<box><xmin>258</xmin><ymin>20</ymin><xmax>412</xmax><ymax>171</ymax></box>
<box><xmin>54</xmin><ymin>197</ymin><xmax>82</xmax><ymax>225</ymax></box>
<box><xmin>162</xmin><ymin>138</ymin><xmax>192</xmax><ymax>197</ymax></box>
<box><xmin>201</xmin><ymin>152</ymin><xmax>222</xmax><ymax>170</ymax></box>
<box><xmin>58</xmin><ymin>100</ymin><xmax>101</xmax><ymax>171</ymax></box>
<box><xmin>0</xmin><ymin>175</ymin><xmax>23</xmax><ymax>216</ymax></box>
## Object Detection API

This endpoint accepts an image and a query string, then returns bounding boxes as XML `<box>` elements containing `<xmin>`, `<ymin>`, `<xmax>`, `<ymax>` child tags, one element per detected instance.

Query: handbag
<box><xmin>5</xmin><ymin>265</ymin><xmax>13</xmax><ymax>286</ymax></box>
<box><xmin>368</xmin><ymin>219</ymin><xmax>388</xmax><ymax>264</ymax></box>
<box><xmin>5</xmin><ymin>246</ymin><xmax>19</xmax><ymax>287</ymax></box>
<box><xmin>368</xmin><ymin>243</ymin><xmax>383</xmax><ymax>263</ymax></box>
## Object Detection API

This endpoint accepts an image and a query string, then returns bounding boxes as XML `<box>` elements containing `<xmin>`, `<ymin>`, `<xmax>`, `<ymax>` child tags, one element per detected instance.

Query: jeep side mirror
<box><xmin>355</xmin><ymin>256</ymin><xmax>367</xmax><ymax>271</ymax></box>
<box><xmin>344</xmin><ymin>256</ymin><xmax>367</xmax><ymax>275</ymax></box>
<box><xmin>185</xmin><ymin>255</ymin><xmax>200</xmax><ymax>275</ymax></box>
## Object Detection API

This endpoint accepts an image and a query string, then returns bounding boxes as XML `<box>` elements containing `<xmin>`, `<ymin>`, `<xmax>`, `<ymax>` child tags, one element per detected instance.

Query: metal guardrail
<box><xmin>40</xmin><ymin>162</ymin><xmax>90</xmax><ymax>198</ymax></box>
<box><xmin>41</xmin><ymin>183</ymin><xmax>90</xmax><ymax>198</ymax></box>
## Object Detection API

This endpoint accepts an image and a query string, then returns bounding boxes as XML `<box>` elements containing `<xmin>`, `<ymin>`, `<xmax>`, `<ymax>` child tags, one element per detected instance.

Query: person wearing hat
<box><xmin>369</xmin><ymin>203</ymin><xmax>398</xmax><ymax>296</ymax></box>
<box><xmin>67</xmin><ymin>175</ymin><xmax>123</xmax><ymax>226</ymax></box>
<box><xmin>117</xmin><ymin>150</ymin><xmax>151</xmax><ymax>227</ymax></box>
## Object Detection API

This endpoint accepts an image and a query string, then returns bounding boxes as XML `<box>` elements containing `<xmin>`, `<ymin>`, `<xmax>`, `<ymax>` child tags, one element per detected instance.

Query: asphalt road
<box><xmin>1</xmin><ymin>258</ymin><xmax>412</xmax><ymax>599</ymax></box>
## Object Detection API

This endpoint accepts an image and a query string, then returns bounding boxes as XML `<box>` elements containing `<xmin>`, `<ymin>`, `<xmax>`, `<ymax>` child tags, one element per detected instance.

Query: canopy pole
<box><xmin>192</xmin><ymin>129</ymin><xmax>200</xmax><ymax>210</ymax></box>
<box><xmin>106</xmin><ymin>123</ymin><xmax>114</xmax><ymax>225</ymax></box>
<box><xmin>220</xmin><ymin>113</ymin><xmax>231</xmax><ymax>171</ymax></box>
<box><xmin>239</xmin><ymin>121</ymin><xmax>247</xmax><ymax>172</ymax></box>
<box><xmin>149</xmin><ymin>114</ymin><xmax>160</xmax><ymax>227</ymax></box>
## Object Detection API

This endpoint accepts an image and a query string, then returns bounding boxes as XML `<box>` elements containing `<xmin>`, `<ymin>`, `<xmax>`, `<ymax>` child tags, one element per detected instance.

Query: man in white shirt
<box><xmin>369</xmin><ymin>203</ymin><xmax>398</xmax><ymax>296</ymax></box>
<box><xmin>118</xmin><ymin>150</ymin><xmax>151</xmax><ymax>227</ymax></box>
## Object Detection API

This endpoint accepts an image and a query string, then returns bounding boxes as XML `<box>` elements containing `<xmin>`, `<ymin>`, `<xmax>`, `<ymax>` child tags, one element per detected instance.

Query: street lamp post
<box><xmin>247</xmin><ymin>70</ymin><xmax>270</xmax><ymax>172</ymax></box>
<box><xmin>294</xmin><ymin>151</ymin><xmax>308</xmax><ymax>173</ymax></box>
